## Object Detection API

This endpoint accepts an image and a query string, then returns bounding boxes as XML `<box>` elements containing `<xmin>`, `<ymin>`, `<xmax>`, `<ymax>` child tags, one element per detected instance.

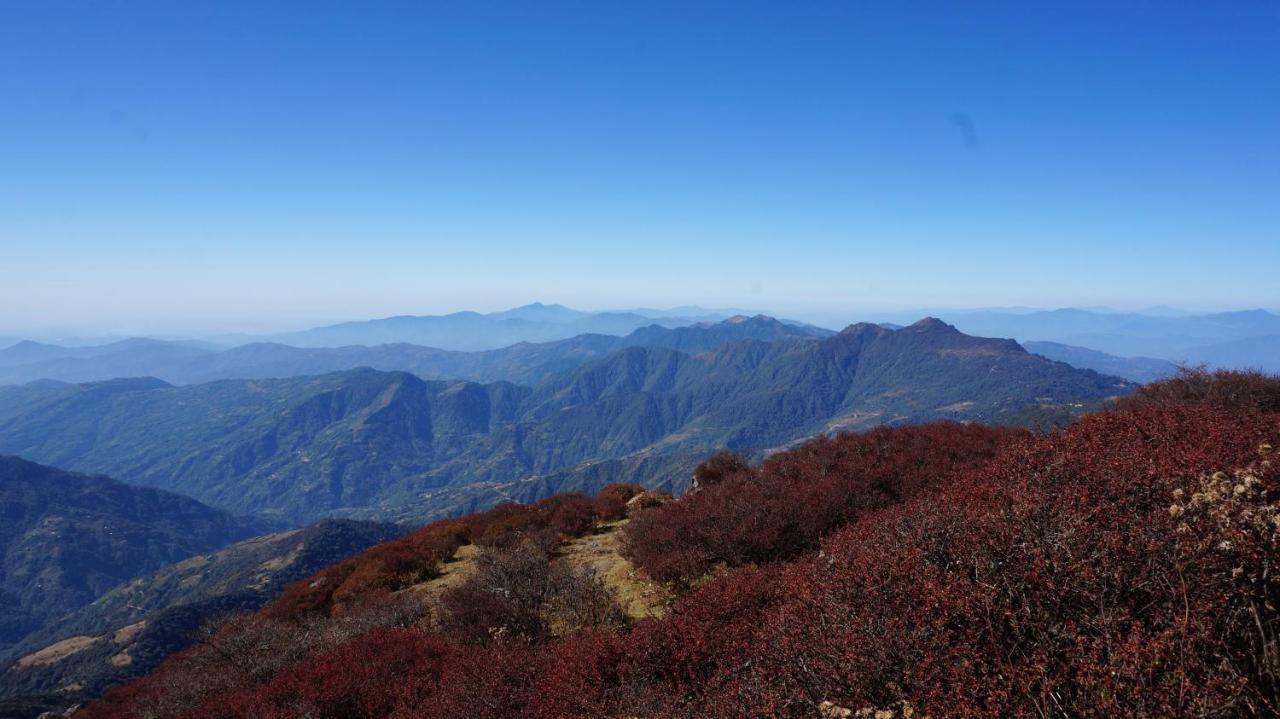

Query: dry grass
<box><xmin>16</xmin><ymin>635</ymin><xmax>99</xmax><ymax>668</ymax></box>
<box><xmin>559</xmin><ymin>520</ymin><xmax>672</xmax><ymax>620</ymax></box>
<box><xmin>399</xmin><ymin>521</ymin><xmax>670</xmax><ymax>622</ymax></box>
<box><xmin>403</xmin><ymin>542</ymin><xmax>481</xmax><ymax>601</ymax></box>
<box><xmin>13</xmin><ymin>617</ymin><xmax>148</xmax><ymax>672</ymax></box>
<box><xmin>111</xmin><ymin>620</ymin><xmax>146</xmax><ymax>644</ymax></box>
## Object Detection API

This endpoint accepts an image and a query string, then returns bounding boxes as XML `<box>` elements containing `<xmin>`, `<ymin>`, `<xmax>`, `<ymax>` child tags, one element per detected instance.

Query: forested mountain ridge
<box><xmin>0</xmin><ymin>320</ymin><xmax>1130</xmax><ymax>525</ymax></box>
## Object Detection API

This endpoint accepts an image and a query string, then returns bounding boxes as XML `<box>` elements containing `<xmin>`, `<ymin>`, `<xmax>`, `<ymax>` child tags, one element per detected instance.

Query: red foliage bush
<box><xmin>194</xmin><ymin>628</ymin><xmax>456</xmax><ymax>719</ymax></box>
<box><xmin>592</xmin><ymin>483</ymin><xmax>645</xmax><ymax>521</ymax></box>
<box><xmin>624</xmin><ymin>422</ymin><xmax>1022</xmax><ymax>584</ymax></box>
<box><xmin>554</xmin><ymin>404</ymin><xmax>1280</xmax><ymax>717</ymax></box>
<box><xmin>466</xmin><ymin>493</ymin><xmax>601</xmax><ymax>548</ymax></box>
<box><xmin>264</xmin><ymin>519</ymin><xmax>468</xmax><ymax>621</ymax></box>
<box><xmin>520</xmin><ymin>631</ymin><xmax>632</xmax><ymax>719</ymax></box>
<box><xmin>1119</xmin><ymin>366</ymin><xmax>1280</xmax><ymax>413</ymax></box>
<box><xmin>729</xmin><ymin>405</ymin><xmax>1278</xmax><ymax>716</ymax></box>
<box><xmin>691</xmin><ymin>450</ymin><xmax>752</xmax><ymax>490</ymax></box>
<box><xmin>413</xmin><ymin>641</ymin><xmax>541</xmax><ymax>719</ymax></box>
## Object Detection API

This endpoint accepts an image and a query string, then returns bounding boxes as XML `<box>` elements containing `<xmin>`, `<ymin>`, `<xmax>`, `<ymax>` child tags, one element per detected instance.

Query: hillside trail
<box><xmin>404</xmin><ymin>519</ymin><xmax>671</xmax><ymax>621</ymax></box>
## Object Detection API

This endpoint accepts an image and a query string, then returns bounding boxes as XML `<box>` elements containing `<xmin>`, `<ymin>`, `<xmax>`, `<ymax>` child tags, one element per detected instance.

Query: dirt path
<box><xmin>559</xmin><ymin>520</ymin><xmax>672</xmax><ymax>621</ymax></box>
<box><xmin>402</xmin><ymin>520</ymin><xmax>671</xmax><ymax>621</ymax></box>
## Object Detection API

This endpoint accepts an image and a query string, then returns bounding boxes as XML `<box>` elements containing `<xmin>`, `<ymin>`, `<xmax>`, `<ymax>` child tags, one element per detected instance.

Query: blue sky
<box><xmin>1</xmin><ymin>1</ymin><xmax>1277</xmax><ymax>335</ymax></box>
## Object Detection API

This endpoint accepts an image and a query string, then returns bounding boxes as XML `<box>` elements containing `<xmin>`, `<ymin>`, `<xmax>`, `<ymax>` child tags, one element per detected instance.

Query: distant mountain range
<box><xmin>0</xmin><ymin>338</ymin><xmax>216</xmax><ymax>368</ymax></box>
<box><xmin>0</xmin><ymin>457</ymin><xmax>268</xmax><ymax>652</ymax></box>
<box><xmin>0</xmin><ymin>319</ymin><xmax>1131</xmax><ymax>526</ymax></box>
<box><xmin>3</xmin><ymin>305</ymin><xmax>1277</xmax><ymax>385</ymax></box>
<box><xmin>0</xmin><ymin>315</ymin><xmax>831</xmax><ymax>387</ymax></box>
<box><xmin>264</xmin><ymin>303</ymin><xmax>772</xmax><ymax>351</ymax></box>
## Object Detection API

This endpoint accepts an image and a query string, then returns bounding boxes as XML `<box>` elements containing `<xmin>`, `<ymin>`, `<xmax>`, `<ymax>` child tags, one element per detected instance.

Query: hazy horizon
<box><xmin>3</xmin><ymin>300</ymin><xmax>1278</xmax><ymax>344</ymax></box>
<box><xmin>4</xmin><ymin>3</ymin><xmax>1278</xmax><ymax>336</ymax></box>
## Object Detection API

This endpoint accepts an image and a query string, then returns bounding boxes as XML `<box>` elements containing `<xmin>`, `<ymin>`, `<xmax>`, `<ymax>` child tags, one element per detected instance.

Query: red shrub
<box><xmin>691</xmin><ymin>451</ymin><xmax>752</xmax><ymax>490</ymax></box>
<box><xmin>539</xmin><ymin>493</ymin><xmax>598</xmax><ymax>537</ymax></box>
<box><xmin>183</xmin><ymin>628</ymin><xmax>456</xmax><ymax>719</ymax></box>
<box><xmin>624</xmin><ymin>422</ymin><xmax>1022</xmax><ymax>584</ymax></box>
<box><xmin>522</xmin><ymin>631</ymin><xmax>631</xmax><ymax>719</ymax></box>
<box><xmin>415</xmin><ymin>641</ymin><xmax>541</xmax><ymax>719</ymax></box>
<box><xmin>468</xmin><ymin>493</ymin><xmax>601</xmax><ymax>547</ymax></box>
<box><xmin>526</xmin><ymin>565</ymin><xmax>787</xmax><ymax>718</ymax></box>
<box><xmin>1119</xmin><ymin>366</ymin><xmax>1280</xmax><ymax>413</ymax></box>
<box><xmin>262</xmin><ymin>561</ymin><xmax>359</xmax><ymax>621</ymax></box>
<box><xmin>593</xmin><ymin>482</ymin><xmax>645</xmax><ymax>520</ymax></box>
<box><xmin>264</xmin><ymin>519</ymin><xmax>467</xmax><ymax>621</ymax></box>
<box><xmin>606</xmin><ymin>405</ymin><xmax>1280</xmax><ymax>717</ymax></box>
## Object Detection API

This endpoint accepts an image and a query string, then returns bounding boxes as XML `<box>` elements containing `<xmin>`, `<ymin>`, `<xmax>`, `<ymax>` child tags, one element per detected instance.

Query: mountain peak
<box><xmin>723</xmin><ymin>314</ymin><xmax>779</xmax><ymax>326</ymax></box>
<box><xmin>7</xmin><ymin>339</ymin><xmax>49</xmax><ymax>350</ymax></box>
<box><xmin>839</xmin><ymin>321</ymin><xmax>891</xmax><ymax>336</ymax></box>
<box><xmin>907</xmin><ymin>317</ymin><xmax>959</xmax><ymax>332</ymax></box>
<box><xmin>506</xmin><ymin>302</ymin><xmax>572</xmax><ymax>313</ymax></box>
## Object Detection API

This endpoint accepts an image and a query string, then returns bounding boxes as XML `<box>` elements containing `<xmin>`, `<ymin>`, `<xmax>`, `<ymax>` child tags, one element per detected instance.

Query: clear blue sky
<box><xmin>2</xmin><ymin>1</ymin><xmax>1277</xmax><ymax>335</ymax></box>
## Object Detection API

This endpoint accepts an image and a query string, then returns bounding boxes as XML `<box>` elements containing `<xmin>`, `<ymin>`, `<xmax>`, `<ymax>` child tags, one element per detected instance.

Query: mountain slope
<box><xmin>0</xmin><ymin>457</ymin><xmax>267</xmax><ymax>651</ymax></box>
<box><xmin>1024</xmin><ymin>340</ymin><xmax>1178</xmax><ymax>383</ymax></box>
<box><xmin>0</xmin><ymin>519</ymin><xmax>400</xmax><ymax>707</ymax></box>
<box><xmin>1183</xmin><ymin>333</ymin><xmax>1280</xmax><ymax>372</ymax></box>
<box><xmin>0</xmin><ymin>372</ymin><xmax>533</xmax><ymax>523</ymax></box>
<box><xmin>0</xmin><ymin>321</ymin><xmax>1131</xmax><ymax>525</ymax></box>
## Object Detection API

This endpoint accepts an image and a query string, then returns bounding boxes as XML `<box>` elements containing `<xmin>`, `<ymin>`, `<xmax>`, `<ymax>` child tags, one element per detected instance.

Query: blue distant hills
<box><xmin>0</xmin><ymin>305</ymin><xmax>1277</xmax><ymax>386</ymax></box>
